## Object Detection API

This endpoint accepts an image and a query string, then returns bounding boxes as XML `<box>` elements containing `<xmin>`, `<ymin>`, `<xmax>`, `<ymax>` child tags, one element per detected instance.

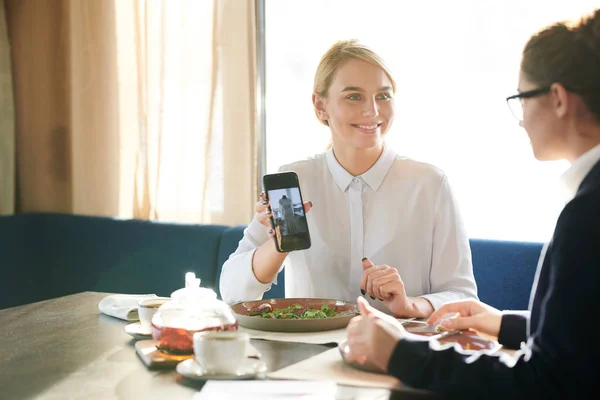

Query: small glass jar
<box><xmin>151</xmin><ymin>272</ymin><xmax>238</xmax><ymax>355</ymax></box>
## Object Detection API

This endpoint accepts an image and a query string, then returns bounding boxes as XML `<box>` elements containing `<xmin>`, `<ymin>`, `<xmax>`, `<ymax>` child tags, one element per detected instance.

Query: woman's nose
<box><xmin>362</xmin><ymin>99</ymin><xmax>379</xmax><ymax>117</ymax></box>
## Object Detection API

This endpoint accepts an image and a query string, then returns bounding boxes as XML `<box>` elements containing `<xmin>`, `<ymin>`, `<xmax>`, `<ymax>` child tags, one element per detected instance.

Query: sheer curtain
<box><xmin>0</xmin><ymin>0</ymin><xmax>15</xmax><ymax>215</ymax></box>
<box><xmin>118</xmin><ymin>0</ymin><xmax>259</xmax><ymax>224</ymax></box>
<box><xmin>5</xmin><ymin>0</ymin><xmax>258</xmax><ymax>225</ymax></box>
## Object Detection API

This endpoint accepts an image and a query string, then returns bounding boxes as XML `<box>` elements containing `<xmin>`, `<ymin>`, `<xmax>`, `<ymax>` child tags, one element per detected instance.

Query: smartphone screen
<box><xmin>263</xmin><ymin>172</ymin><xmax>311</xmax><ymax>252</ymax></box>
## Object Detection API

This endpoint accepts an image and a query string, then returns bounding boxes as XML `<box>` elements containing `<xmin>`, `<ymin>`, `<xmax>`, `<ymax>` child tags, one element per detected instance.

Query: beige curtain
<box><xmin>5</xmin><ymin>0</ymin><xmax>258</xmax><ymax>225</ymax></box>
<box><xmin>5</xmin><ymin>0</ymin><xmax>122</xmax><ymax>216</ymax></box>
<box><xmin>0</xmin><ymin>0</ymin><xmax>15</xmax><ymax>215</ymax></box>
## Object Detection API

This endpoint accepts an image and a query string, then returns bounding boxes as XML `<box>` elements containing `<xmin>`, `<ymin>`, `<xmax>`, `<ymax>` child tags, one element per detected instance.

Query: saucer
<box><xmin>124</xmin><ymin>322</ymin><xmax>152</xmax><ymax>340</ymax></box>
<box><xmin>176</xmin><ymin>358</ymin><xmax>267</xmax><ymax>381</ymax></box>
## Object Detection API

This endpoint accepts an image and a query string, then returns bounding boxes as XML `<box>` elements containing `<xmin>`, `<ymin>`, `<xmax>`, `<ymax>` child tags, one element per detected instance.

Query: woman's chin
<box><xmin>355</xmin><ymin>135</ymin><xmax>384</xmax><ymax>149</ymax></box>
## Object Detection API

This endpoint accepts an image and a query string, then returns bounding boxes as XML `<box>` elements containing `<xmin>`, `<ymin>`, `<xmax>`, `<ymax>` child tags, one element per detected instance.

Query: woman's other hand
<box><xmin>360</xmin><ymin>258</ymin><xmax>433</xmax><ymax>318</ymax></box>
<box><xmin>345</xmin><ymin>297</ymin><xmax>404</xmax><ymax>373</ymax></box>
<box><xmin>427</xmin><ymin>299</ymin><xmax>502</xmax><ymax>339</ymax></box>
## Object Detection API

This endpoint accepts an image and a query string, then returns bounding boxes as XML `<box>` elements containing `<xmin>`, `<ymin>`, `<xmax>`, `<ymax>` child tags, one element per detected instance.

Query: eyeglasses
<box><xmin>505</xmin><ymin>87</ymin><xmax>551</xmax><ymax>122</ymax></box>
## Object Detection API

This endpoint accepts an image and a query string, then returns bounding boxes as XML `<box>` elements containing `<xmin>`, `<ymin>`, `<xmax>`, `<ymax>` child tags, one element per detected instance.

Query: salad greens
<box><xmin>247</xmin><ymin>303</ymin><xmax>342</xmax><ymax>319</ymax></box>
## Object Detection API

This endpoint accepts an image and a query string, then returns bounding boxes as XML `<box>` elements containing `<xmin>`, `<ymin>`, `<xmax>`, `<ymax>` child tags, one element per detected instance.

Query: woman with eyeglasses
<box><xmin>345</xmin><ymin>9</ymin><xmax>600</xmax><ymax>398</ymax></box>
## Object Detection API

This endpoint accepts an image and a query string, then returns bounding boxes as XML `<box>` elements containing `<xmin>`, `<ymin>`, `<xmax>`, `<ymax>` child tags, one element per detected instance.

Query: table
<box><xmin>0</xmin><ymin>292</ymin><xmax>443</xmax><ymax>399</ymax></box>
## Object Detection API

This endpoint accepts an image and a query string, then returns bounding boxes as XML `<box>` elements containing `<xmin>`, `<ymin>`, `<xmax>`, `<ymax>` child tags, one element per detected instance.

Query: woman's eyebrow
<box><xmin>341</xmin><ymin>86</ymin><xmax>363</xmax><ymax>92</ymax></box>
<box><xmin>341</xmin><ymin>86</ymin><xmax>393</xmax><ymax>92</ymax></box>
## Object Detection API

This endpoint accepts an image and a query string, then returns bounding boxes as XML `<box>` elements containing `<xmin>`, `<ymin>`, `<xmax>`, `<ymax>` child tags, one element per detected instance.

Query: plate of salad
<box><xmin>230</xmin><ymin>298</ymin><xmax>359</xmax><ymax>332</ymax></box>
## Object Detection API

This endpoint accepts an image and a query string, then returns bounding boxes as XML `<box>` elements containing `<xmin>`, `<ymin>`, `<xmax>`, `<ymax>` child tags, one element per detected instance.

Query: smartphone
<box><xmin>262</xmin><ymin>171</ymin><xmax>311</xmax><ymax>252</ymax></box>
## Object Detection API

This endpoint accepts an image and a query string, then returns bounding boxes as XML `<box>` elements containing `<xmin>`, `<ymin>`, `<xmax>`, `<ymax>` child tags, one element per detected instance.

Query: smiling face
<box><xmin>313</xmin><ymin>59</ymin><xmax>395</xmax><ymax>151</ymax></box>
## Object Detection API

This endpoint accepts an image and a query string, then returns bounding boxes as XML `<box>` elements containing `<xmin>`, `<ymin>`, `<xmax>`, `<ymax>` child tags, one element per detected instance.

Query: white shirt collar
<box><xmin>326</xmin><ymin>145</ymin><xmax>396</xmax><ymax>192</ymax></box>
<box><xmin>559</xmin><ymin>143</ymin><xmax>600</xmax><ymax>203</ymax></box>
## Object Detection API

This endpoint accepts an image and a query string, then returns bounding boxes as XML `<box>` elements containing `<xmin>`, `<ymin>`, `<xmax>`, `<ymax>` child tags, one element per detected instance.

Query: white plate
<box><xmin>176</xmin><ymin>358</ymin><xmax>267</xmax><ymax>381</ymax></box>
<box><xmin>124</xmin><ymin>322</ymin><xmax>152</xmax><ymax>340</ymax></box>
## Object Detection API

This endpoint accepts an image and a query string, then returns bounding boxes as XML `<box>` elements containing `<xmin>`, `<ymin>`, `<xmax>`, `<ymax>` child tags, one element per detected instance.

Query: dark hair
<box><xmin>521</xmin><ymin>9</ymin><xmax>600</xmax><ymax>120</ymax></box>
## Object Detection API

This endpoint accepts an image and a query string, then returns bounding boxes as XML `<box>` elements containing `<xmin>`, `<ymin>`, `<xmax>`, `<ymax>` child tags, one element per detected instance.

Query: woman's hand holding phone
<box><xmin>253</xmin><ymin>191</ymin><xmax>313</xmax><ymax>250</ymax></box>
<box><xmin>251</xmin><ymin>191</ymin><xmax>313</xmax><ymax>284</ymax></box>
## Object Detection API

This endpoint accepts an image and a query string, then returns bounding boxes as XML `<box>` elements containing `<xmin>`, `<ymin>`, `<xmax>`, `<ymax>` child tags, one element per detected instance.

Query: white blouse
<box><xmin>219</xmin><ymin>146</ymin><xmax>478</xmax><ymax>314</ymax></box>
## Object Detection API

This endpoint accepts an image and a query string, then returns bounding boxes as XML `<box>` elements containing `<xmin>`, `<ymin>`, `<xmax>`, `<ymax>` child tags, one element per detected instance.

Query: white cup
<box><xmin>193</xmin><ymin>331</ymin><xmax>249</xmax><ymax>374</ymax></box>
<box><xmin>138</xmin><ymin>297</ymin><xmax>170</xmax><ymax>331</ymax></box>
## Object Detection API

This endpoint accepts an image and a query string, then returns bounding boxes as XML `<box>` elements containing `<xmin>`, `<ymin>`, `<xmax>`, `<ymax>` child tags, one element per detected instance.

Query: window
<box><xmin>264</xmin><ymin>0</ymin><xmax>598</xmax><ymax>242</ymax></box>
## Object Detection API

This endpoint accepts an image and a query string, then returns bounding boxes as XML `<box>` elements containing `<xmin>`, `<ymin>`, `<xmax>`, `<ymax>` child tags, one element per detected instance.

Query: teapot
<box><xmin>151</xmin><ymin>272</ymin><xmax>238</xmax><ymax>355</ymax></box>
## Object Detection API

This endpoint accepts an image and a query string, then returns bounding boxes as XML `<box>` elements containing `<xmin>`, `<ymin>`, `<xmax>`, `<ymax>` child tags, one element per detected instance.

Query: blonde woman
<box><xmin>220</xmin><ymin>40</ymin><xmax>477</xmax><ymax>318</ymax></box>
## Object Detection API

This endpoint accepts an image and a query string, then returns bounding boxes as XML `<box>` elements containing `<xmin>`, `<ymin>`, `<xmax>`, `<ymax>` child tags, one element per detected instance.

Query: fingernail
<box><xmin>268</xmin><ymin>229</ymin><xmax>274</xmax><ymax>234</ymax></box>
<box><xmin>361</xmin><ymin>257</ymin><xmax>367</xmax><ymax>262</ymax></box>
<box><xmin>440</xmin><ymin>319</ymin><xmax>452</xmax><ymax>327</ymax></box>
<box><xmin>360</xmin><ymin>289</ymin><xmax>365</xmax><ymax>295</ymax></box>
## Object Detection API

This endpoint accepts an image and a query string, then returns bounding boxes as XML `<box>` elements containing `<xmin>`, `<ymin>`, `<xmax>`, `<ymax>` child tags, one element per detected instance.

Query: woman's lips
<box><xmin>352</xmin><ymin>123</ymin><xmax>382</xmax><ymax>134</ymax></box>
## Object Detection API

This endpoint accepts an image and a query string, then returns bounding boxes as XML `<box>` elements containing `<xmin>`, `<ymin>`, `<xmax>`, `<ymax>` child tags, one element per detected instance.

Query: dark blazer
<box><xmin>388</xmin><ymin>159</ymin><xmax>600</xmax><ymax>399</ymax></box>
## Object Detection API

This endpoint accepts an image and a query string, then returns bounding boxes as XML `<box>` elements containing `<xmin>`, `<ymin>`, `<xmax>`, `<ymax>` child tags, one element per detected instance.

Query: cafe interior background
<box><xmin>2</xmin><ymin>0</ymin><xmax>600</xmax><ymax>244</ymax></box>
<box><xmin>2</xmin><ymin>2</ymin><xmax>600</xmax><ymax>397</ymax></box>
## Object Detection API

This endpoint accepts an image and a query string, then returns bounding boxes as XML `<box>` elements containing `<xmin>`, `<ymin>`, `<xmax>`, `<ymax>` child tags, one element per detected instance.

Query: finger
<box><xmin>257</xmin><ymin>208</ymin><xmax>273</xmax><ymax>227</ymax></box>
<box><xmin>344</xmin><ymin>341</ymin><xmax>368</xmax><ymax>365</ymax></box>
<box><xmin>349</xmin><ymin>351</ymin><xmax>369</xmax><ymax>366</ymax></box>
<box><xmin>346</xmin><ymin>316</ymin><xmax>363</xmax><ymax>334</ymax></box>
<box><xmin>356</xmin><ymin>354</ymin><xmax>368</xmax><ymax>365</ymax></box>
<box><xmin>360</xmin><ymin>258</ymin><xmax>376</xmax><ymax>296</ymax></box>
<box><xmin>437</xmin><ymin>315</ymin><xmax>477</xmax><ymax>331</ymax></box>
<box><xmin>367</xmin><ymin>268</ymin><xmax>397</xmax><ymax>298</ymax></box>
<box><xmin>362</xmin><ymin>257</ymin><xmax>375</xmax><ymax>270</ymax></box>
<box><xmin>378</xmin><ymin>280</ymin><xmax>404</xmax><ymax>299</ymax></box>
<box><xmin>360</xmin><ymin>263</ymin><xmax>385</xmax><ymax>297</ymax></box>
<box><xmin>365</xmin><ymin>266</ymin><xmax>389</xmax><ymax>298</ymax></box>
<box><xmin>427</xmin><ymin>300</ymin><xmax>475</xmax><ymax>325</ymax></box>
<box><xmin>254</xmin><ymin>190</ymin><xmax>271</xmax><ymax>214</ymax></box>
<box><xmin>303</xmin><ymin>201</ymin><xmax>313</xmax><ymax>214</ymax></box>
<box><xmin>254</xmin><ymin>199</ymin><xmax>269</xmax><ymax>213</ymax></box>
<box><xmin>373</xmin><ymin>273</ymin><xmax>403</xmax><ymax>299</ymax></box>
<box><xmin>366</xmin><ymin>266</ymin><xmax>395</xmax><ymax>282</ymax></box>
<box><xmin>357</xmin><ymin>296</ymin><xmax>374</xmax><ymax>316</ymax></box>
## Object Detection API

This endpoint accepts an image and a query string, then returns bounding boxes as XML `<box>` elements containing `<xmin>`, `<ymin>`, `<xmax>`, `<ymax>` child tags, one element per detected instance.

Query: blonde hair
<box><xmin>313</xmin><ymin>39</ymin><xmax>397</xmax><ymax>127</ymax></box>
<box><xmin>522</xmin><ymin>8</ymin><xmax>600</xmax><ymax>120</ymax></box>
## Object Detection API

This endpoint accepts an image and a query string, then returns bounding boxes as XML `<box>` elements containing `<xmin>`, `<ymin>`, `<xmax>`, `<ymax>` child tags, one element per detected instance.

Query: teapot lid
<box><xmin>170</xmin><ymin>272</ymin><xmax>217</xmax><ymax>301</ymax></box>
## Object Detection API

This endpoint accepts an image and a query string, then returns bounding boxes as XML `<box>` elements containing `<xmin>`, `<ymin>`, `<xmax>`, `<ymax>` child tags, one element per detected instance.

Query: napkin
<box><xmin>98</xmin><ymin>293</ymin><xmax>157</xmax><ymax>321</ymax></box>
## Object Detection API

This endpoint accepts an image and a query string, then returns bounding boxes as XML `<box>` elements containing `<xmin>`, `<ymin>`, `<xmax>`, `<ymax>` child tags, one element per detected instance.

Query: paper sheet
<box><xmin>267</xmin><ymin>348</ymin><xmax>401</xmax><ymax>390</ymax></box>
<box><xmin>194</xmin><ymin>380</ymin><xmax>338</xmax><ymax>400</ymax></box>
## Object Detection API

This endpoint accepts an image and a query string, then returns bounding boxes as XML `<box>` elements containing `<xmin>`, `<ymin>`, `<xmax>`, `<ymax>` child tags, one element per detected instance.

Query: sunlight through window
<box><xmin>265</xmin><ymin>0</ymin><xmax>598</xmax><ymax>241</ymax></box>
